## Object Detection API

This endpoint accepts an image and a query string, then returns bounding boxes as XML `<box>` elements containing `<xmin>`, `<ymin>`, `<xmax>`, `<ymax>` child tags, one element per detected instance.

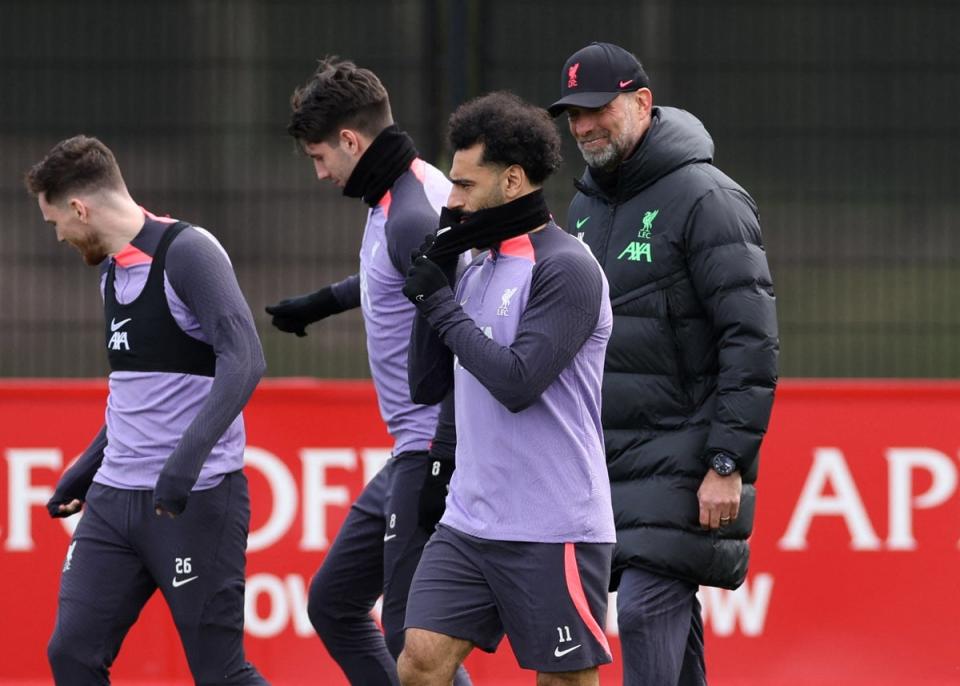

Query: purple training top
<box><xmin>410</xmin><ymin>222</ymin><xmax>616</xmax><ymax>543</ymax></box>
<box><xmin>344</xmin><ymin>159</ymin><xmax>454</xmax><ymax>456</ymax></box>
<box><xmin>93</xmin><ymin>211</ymin><xmax>263</xmax><ymax>490</ymax></box>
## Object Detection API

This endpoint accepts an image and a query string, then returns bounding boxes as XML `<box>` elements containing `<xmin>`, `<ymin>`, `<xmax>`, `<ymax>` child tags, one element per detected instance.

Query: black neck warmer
<box><xmin>343</xmin><ymin>124</ymin><xmax>418</xmax><ymax>206</ymax></box>
<box><xmin>426</xmin><ymin>189</ymin><xmax>551</xmax><ymax>261</ymax></box>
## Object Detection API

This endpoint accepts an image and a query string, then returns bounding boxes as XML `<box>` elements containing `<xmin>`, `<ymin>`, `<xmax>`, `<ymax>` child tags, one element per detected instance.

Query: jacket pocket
<box><xmin>610</xmin><ymin>270</ymin><xmax>686</xmax><ymax>313</ymax></box>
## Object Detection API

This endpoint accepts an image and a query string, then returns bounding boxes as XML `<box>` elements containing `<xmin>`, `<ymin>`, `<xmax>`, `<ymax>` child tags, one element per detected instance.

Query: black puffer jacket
<box><xmin>567</xmin><ymin>107</ymin><xmax>779</xmax><ymax>590</ymax></box>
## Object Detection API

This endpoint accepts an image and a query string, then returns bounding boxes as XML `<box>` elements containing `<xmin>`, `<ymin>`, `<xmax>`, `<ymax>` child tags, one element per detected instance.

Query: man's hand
<box><xmin>418</xmin><ymin>459</ymin><xmax>454</xmax><ymax>531</ymax></box>
<box><xmin>417</xmin><ymin>233</ymin><xmax>438</xmax><ymax>259</ymax></box>
<box><xmin>419</xmin><ymin>232</ymin><xmax>461</xmax><ymax>286</ymax></box>
<box><xmin>403</xmin><ymin>254</ymin><xmax>450</xmax><ymax>306</ymax></box>
<box><xmin>47</xmin><ymin>498</ymin><xmax>83</xmax><ymax>518</ymax></box>
<box><xmin>265</xmin><ymin>286</ymin><xmax>341</xmax><ymax>337</ymax></box>
<box><xmin>697</xmin><ymin>470</ymin><xmax>742</xmax><ymax>530</ymax></box>
<box><xmin>153</xmin><ymin>472</ymin><xmax>194</xmax><ymax>518</ymax></box>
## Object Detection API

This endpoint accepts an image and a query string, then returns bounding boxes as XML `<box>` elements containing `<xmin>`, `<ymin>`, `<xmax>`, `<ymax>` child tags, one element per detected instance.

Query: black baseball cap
<box><xmin>548</xmin><ymin>42</ymin><xmax>649</xmax><ymax>117</ymax></box>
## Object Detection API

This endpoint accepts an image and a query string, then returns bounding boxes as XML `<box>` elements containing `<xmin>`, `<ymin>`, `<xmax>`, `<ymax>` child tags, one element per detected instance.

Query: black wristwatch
<box><xmin>709</xmin><ymin>452</ymin><xmax>738</xmax><ymax>477</ymax></box>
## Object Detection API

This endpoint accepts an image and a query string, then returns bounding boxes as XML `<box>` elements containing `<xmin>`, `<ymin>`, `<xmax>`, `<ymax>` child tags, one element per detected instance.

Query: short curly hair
<box><xmin>288</xmin><ymin>57</ymin><xmax>392</xmax><ymax>144</ymax></box>
<box><xmin>447</xmin><ymin>91</ymin><xmax>561</xmax><ymax>185</ymax></box>
<box><xmin>25</xmin><ymin>135</ymin><xmax>124</xmax><ymax>203</ymax></box>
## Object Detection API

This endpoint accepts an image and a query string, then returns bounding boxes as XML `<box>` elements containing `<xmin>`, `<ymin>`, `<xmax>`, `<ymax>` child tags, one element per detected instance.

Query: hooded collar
<box><xmin>574</xmin><ymin>106</ymin><xmax>715</xmax><ymax>201</ymax></box>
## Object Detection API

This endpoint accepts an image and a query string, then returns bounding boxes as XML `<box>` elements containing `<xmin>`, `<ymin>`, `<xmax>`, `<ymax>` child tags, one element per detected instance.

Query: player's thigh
<box><xmin>311</xmin><ymin>460</ymin><xmax>394</xmax><ymax>606</ymax></box>
<box><xmin>401</xmin><ymin>627</ymin><xmax>473</xmax><ymax>676</ymax></box>
<box><xmin>404</xmin><ymin>525</ymin><xmax>504</xmax><ymax>654</ymax></box>
<box><xmin>381</xmin><ymin>453</ymin><xmax>432</xmax><ymax>624</ymax></box>
<box><xmin>142</xmin><ymin>473</ymin><xmax>252</xmax><ymax>669</ymax></box>
<box><xmin>144</xmin><ymin>473</ymin><xmax>248</xmax><ymax>611</ymax></box>
<box><xmin>487</xmin><ymin>540</ymin><xmax>613</xmax><ymax>673</ymax></box>
<box><xmin>52</xmin><ymin>485</ymin><xmax>155</xmax><ymax>647</ymax></box>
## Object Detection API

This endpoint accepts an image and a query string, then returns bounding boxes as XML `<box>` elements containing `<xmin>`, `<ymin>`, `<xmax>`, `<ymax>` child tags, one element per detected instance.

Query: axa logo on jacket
<box><xmin>615</xmin><ymin>208</ymin><xmax>659</xmax><ymax>262</ymax></box>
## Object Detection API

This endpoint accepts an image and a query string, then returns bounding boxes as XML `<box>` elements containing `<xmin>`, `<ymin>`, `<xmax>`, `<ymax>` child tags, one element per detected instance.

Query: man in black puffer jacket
<box><xmin>549</xmin><ymin>43</ymin><xmax>779</xmax><ymax>685</ymax></box>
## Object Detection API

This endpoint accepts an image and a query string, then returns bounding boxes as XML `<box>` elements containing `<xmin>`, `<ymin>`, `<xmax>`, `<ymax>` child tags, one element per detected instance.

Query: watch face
<box><xmin>712</xmin><ymin>454</ymin><xmax>736</xmax><ymax>476</ymax></box>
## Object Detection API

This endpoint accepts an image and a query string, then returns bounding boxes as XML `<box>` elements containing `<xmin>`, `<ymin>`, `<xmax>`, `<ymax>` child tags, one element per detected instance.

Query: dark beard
<box><xmin>72</xmin><ymin>234</ymin><xmax>108</xmax><ymax>265</ymax></box>
<box><xmin>81</xmin><ymin>248</ymin><xmax>108</xmax><ymax>266</ymax></box>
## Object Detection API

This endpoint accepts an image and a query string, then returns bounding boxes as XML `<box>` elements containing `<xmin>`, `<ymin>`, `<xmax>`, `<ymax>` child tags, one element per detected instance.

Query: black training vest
<box><xmin>104</xmin><ymin>222</ymin><xmax>217</xmax><ymax>376</ymax></box>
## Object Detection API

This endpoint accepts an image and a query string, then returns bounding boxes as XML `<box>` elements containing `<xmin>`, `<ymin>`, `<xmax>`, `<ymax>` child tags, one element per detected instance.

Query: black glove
<box><xmin>153</xmin><ymin>471</ymin><xmax>195</xmax><ymax>517</ymax></box>
<box><xmin>425</xmin><ymin>206</ymin><xmax>469</xmax><ymax>262</ymax></box>
<box><xmin>418</xmin><ymin>458</ymin><xmax>454</xmax><ymax>531</ymax></box>
<box><xmin>417</xmin><ymin>232</ymin><xmax>461</xmax><ymax>287</ymax></box>
<box><xmin>265</xmin><ymin>286</ymin><xmax>343</xmax><ymax>337</ymax></box>
<box><xmin>403</xmin><ymin>254</ymin><xmax>450</xmax><ymax>306</ymax></box>
<box><xmin>417</xmin><ymin>233</ymin><xmax>438</xmax><ymax>258</ymax></box>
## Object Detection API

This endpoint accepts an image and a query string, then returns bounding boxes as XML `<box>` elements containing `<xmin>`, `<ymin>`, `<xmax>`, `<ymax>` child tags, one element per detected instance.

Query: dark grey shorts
<box><xmin>404</xmin><ymin>524</ymin><xmax>613</xmax><ymax>673</ymax></box>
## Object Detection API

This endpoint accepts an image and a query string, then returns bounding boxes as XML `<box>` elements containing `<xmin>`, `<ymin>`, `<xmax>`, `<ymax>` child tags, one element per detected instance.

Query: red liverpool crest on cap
<box><xmin>567</xmin><ymin>62</ymin><xmax>580</xmax><ymax>88</ymax></box>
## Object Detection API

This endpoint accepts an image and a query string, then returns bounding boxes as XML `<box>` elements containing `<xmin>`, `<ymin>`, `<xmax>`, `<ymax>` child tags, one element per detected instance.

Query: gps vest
<box><xmin>104</xmin><ymin>222</ymin><xmax>216</xmax><ymax>376</ymax></box>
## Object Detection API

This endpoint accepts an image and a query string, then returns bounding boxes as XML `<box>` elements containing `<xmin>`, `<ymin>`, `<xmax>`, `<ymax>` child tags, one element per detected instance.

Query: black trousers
<box><xmin>617</xmin><ymin>566</ymin><xmax>706</xmax><ymax>686</ymax></box>
<box><xmin>48</xmin><ymin>471</ymin><xmax>267</xmax><ymax>685</ymax></box>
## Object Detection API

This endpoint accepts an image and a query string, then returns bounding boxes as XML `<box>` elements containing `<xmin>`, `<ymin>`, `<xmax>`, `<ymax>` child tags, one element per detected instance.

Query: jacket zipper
<box><xmin>598</xmin><ymin>203</ymin><xmax>617</xmax><ymax>267</ymax></box>
<box><xmin>478</xmin><ymin>251</ymin><xmax>498</xmax><ymax>307</ymax></box>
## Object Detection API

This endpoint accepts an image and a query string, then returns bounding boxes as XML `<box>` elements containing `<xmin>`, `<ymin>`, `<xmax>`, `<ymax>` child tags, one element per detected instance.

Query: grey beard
<box><xmin>578</xmin><ymin>142</ymin><xmax>622</xmax><ymax>170</ymax></box>
<box><xmin>577</xmin><ymin>116</ymin><xmax>640</xmax><ymax>171</ymax></box>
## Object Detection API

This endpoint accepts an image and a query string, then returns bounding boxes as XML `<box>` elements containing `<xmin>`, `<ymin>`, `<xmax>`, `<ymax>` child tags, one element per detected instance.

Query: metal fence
<box><xmin>2</xmin><ymin>0</ymin><xmax>957</xmax><ymax>378</ymax></box>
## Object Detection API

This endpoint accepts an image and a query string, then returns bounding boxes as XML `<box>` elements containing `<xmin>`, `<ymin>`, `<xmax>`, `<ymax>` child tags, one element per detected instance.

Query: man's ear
<box><xmin>501</xmin><ymin>164</ymin><xmax>526</xmax><ymax>200</ymax></box>
<box><xmin>339</xmin><ymin>129</ymin><xmax>364</xmax><ymax>157</ymax></box>
<box><xmin>635</xmin><ymin>87</ymin><xmax>653</xmax><ymax>115</ymax></box>
<box><xmin>68</xmin><ymin>197</ymin><xmax>89</xmax><ymax>223</ymax></box>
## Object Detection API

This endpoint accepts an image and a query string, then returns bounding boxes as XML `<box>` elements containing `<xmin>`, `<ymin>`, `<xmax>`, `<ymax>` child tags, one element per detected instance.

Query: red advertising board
<box><xmin>1</xmin><ymin>379</ymin><xmax>959</xmax><ymax>684</ymax></box>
